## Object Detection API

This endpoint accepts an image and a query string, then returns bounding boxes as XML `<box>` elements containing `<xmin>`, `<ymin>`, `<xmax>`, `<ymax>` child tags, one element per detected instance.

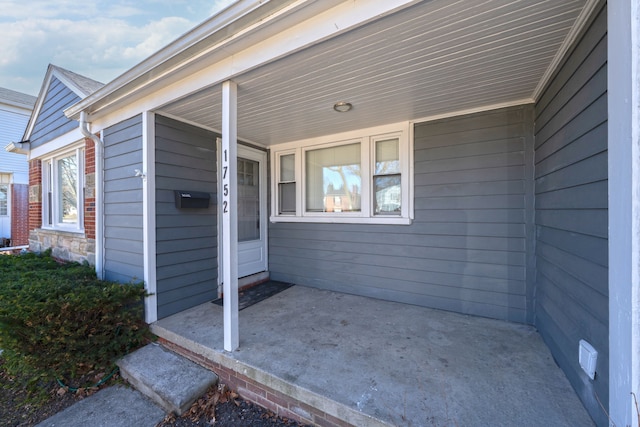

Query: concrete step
<box><xmin>117</xmin><ymin>343</ymin><xmax>218</xmax><ymax>415</ymax></box>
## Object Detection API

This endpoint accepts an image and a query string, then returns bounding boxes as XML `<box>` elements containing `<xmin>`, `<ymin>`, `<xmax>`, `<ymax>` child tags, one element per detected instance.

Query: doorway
<box><xmin>237</xmin><ymin>145</ymin><xmax>268</xmax><ymax>277</ymax></box>
<box><xmin>217</xmin><ymin>141</ymin><xmax>268</xmax><ymax>280</ymax></box>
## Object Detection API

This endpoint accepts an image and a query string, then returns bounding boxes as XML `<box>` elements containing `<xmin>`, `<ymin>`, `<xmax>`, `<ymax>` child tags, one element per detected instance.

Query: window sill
<box><xmin>40</xmin><ymin>227</ymin><xmax>86</xmax><ymax>236</ymax></box>
<box><xmin>270</xmin><ymin>216</ymin><xmax>412</xmax><ymax>225</ymax></box>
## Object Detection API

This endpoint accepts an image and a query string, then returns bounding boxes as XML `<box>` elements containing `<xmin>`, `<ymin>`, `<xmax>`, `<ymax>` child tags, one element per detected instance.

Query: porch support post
<box><xmin>221</xmin><ymin>80</ymin><xmax>239</xmax><ymax>351</ymax></box>
<box><xmin>608</xmin><ymin>1</ymin><xmax>640</xmax><ymax>426</ymax></box>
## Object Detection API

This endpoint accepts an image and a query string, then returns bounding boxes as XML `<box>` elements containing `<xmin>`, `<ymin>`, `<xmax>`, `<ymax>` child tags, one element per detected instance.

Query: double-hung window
<box><xmin>0</xmin><ymin>174</ymin><xmax>9</xmax><ymax>217</ymax></box>
<box><xmin>0</xmin><ymin>186</ymin><xmax>7</xmax><ymax>216</ymax></box>
<box><xmin>42</xmin><ymin>147</ymin><xmax>84</xmax><ymax>231</ymax></box>
<box><xmin>271</xmin><ymin>123</ymin><xmax>412</xmax><ymax>224</ymax></box>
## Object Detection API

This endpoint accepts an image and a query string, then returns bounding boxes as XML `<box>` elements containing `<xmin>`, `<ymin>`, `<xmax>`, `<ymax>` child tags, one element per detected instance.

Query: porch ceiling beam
<box><xmin>222</xmin><ymin>80</ymin><xmax>239</xmax><ymax>352</ymax></box>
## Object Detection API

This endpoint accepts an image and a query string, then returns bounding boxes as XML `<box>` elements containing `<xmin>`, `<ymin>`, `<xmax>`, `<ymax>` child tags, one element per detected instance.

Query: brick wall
<box><xmin>28</xmin><ymin>159</ymin><xmax>42</xmax><ymax>232</ymax></box>
<box><xmin>160</xmin><ymin>339</ymin><xmax>352</xmax><ymax>427</ymax></box>
<box><xmin>10</xmin><ymin>183</ymin><xmax>28</xmax><ymax>246</ymax></box>
<box><xmin>84</xmin><ymin>137</ymin><xmax>96</xmax><ymax>239</ymax></box>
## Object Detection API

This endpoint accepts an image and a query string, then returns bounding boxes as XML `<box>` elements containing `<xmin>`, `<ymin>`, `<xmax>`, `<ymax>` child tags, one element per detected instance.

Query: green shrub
<box><xmin>0</xmin><ymin>251</ymin><xmax>150</xmax><ymax>386</ymax></box>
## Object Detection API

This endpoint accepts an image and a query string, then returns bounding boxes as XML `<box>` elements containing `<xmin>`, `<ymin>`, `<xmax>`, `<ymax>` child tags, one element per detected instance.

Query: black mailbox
<box><xmin>174</xmin><ymin>190</ymin><xmax>210</xmax><ymax>209</ymax></box>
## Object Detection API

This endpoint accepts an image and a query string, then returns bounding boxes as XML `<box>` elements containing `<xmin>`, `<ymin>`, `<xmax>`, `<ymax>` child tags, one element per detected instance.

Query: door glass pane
<box><xmin>305</xmin><ymin>143</ymin><xmax>361</xmax><ymax>213</ymax></box>
<box><xmin>58</xmin><ymin>154</ymin><xmax>78</xmax><ymax>224</ymax></box>
<box><xmin>238</xmin><ymin>158</ymin><xmax>260</xmax><ymax>242</ymax></box>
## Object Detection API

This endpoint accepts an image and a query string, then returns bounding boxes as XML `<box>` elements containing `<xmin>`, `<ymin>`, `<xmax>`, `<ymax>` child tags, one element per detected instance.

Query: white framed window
<box><xmin>276</xmin><ymin>150</ymin><xmax>296</xmax><ymax>215</ymax></box>
<box><xmin>0</xmin><ymin>174</ymin><xmax>10</xmax><ymax>216</ymax></box>
<box><xmin>0</xmin><ymin>185</ymin><xmax>7</xmax><ymax>216</ymax></box>
<box><xmin>270</xmin><ymin>123</ymin><xmax>413</xmax><ymax>224</ymax></box>
<box><xmin>0</xmin><ymin>173</ymin><xmax>10</xmax><ymax>217</ymax></box>
<box><xmin>42</xmin><ymin>146</ymin><xmax>84</xmax><ymax>232</ymax></box>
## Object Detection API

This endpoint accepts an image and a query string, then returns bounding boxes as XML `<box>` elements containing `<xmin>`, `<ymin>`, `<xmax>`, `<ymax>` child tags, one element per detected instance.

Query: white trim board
<box><xmin>142</xmin><ymin>112</ymin><xmax>158</xmax><ymax>324</ymax></box>
<box><xmin>608</xmin><ymin>0</ymin><xmax>640</xmax><ymax>425</ymax></box>
<box><xmin>28</xmin><ymin>128</ymin><xmax>86</xmax><ymax>160</ymax></box>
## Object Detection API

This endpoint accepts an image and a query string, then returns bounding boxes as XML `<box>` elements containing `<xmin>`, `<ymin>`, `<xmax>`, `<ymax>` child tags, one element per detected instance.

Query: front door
<box><xmin>236</xmin><ymin>146</ymin><xmax>267</xmax><ymax>277</ymax></box>
<box><xmin>218</xmin><ymin>142</ymin><xmax>268</xmax><ymax>279</ymax></box>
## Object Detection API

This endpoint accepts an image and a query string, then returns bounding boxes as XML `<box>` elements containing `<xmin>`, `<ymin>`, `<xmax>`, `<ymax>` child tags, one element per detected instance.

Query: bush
<box><xmin>0</xmin><ymin>251</ymin><xmax>150</xmax><ymax>387</ymax></box>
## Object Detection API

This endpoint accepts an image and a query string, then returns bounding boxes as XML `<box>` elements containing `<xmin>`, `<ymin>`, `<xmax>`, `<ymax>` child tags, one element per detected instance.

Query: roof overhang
<box><xmin>66</xmin><ymin>0</ymin><xmax>601</xmax><ymax>147</ymax></box>
<box><xmin>65</xmin><ymin>0</ymin><xmax>372</xmax><ymax>120</ymax></box>
<box><xmin>4</xmin><ymin>141</ymin><xmax>30</xmax><ymax>155</ymax></box>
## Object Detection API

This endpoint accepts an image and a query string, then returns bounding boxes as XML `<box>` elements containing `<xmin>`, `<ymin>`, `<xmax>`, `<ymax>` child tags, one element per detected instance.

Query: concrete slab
<box><xmin>117</xmin><ymin>343</ymin><xmax>218</xmax><ymax>415</ymax></box>
<box><xmin>35</xmin><ymin>385</ymin><xmax>165</xmax><ymax>427</ymax></box>
<box><xmin>153</xmin><ymin>285</ymin><xmax>596</xmax><ymax>426</ymax></box>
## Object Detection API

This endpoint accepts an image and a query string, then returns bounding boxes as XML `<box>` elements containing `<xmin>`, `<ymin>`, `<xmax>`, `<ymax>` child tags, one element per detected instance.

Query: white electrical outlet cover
<box><xmin>579</xmin><ymin>340</ymin><xmax>597</xmax><ymax>380</ymax></box>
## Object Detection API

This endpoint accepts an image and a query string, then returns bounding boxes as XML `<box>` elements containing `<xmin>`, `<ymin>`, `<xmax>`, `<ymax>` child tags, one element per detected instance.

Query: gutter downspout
<box><xmin>79</xmin><ymin>111</ymin><xmax>104</xmax><ymax>280</ymax></box>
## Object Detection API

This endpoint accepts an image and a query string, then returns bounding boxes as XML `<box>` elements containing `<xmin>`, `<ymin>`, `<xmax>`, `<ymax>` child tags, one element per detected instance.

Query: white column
<box><xmin>142</xmin><ymin>111</ymin><xmax>157</xmax><ymax>323</ymax></box>
<box><xmin>608</xmin><ymin>1</ymin><xmax>640</xmax><ymax>426</ymax></box>
<box><xmin>222</xmin><ymin>80</ymin><xmax>239</xmax><ymax>351</ymax></box>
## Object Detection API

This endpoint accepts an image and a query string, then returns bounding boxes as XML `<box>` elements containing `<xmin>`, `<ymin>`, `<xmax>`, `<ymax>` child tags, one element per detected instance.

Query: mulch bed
<box><xmin>0</xmin><ymin>358</ymin><xmax>99</xmax><ymax>426</ymax></box>
<box><xmin>157</xmin><ymin>383</ymin><xmax>310</xmax><ymax>427</ymax></box>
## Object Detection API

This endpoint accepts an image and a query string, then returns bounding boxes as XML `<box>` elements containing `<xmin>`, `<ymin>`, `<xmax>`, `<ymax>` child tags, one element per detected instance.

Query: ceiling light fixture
<box><xmin>333</xmin><ymin>101</ymin><xmax>353</xmax><ymax>113</ymax></box>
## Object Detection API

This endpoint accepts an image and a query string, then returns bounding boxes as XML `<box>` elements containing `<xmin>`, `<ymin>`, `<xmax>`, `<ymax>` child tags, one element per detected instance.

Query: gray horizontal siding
<box><xmin>155</xmin><ymin>115</ymin><xmax>218</xmax><ymax>319</ymax></box>
<box><xmin>29</xmin><ymin>77</ymin><xmax>80</xmax><ymax>148</ymax></box>
<box><xmin>103</xmin><ymin>115</ymin><xmax>144</xmax><ymax>283</ymax></box>
<box><xmin>270</xmin><ymin>105</ymin><xmax>534</xmax><ymax>323</ymax></box>
<box><xmin>533</xmin><ymin>2</ymin><xmax>608</xmax><ymax>425</ymax></box>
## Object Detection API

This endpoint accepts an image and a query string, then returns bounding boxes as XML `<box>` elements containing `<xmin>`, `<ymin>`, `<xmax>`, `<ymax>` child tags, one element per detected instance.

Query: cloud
<box><xmin>0</xmin><ymin>0</ymin><xmax>228</xmax><ymax>95</ymax></box>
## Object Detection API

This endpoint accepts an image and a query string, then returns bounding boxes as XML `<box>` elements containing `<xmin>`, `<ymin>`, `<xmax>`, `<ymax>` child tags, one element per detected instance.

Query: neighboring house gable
<box><xmin>0</xmin><ymin>87</ymin><xmax>36</xmax><ymax>247</ymax></box>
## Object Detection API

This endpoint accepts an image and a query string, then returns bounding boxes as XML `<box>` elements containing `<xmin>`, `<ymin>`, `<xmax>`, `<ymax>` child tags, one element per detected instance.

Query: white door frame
<box><xmin>236</xmin><ymin>144</ymin><xmax>268</xmax><ymax>278</ymax></box>
<box><xmin>217</xmin><ymin>140</ymin><xmax>268</xmax><ymax>291</ymax></box>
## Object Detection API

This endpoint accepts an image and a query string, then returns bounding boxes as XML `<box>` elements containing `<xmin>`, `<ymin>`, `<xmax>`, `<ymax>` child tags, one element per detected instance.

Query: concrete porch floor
<box><xmin>151</xmin><ymin>285</ymin><xmax>594</xmax><ymax>426</ymax></box>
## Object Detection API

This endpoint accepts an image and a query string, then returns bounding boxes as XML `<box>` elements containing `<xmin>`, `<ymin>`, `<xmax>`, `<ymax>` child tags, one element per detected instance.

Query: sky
<box><xmin>0</xmin><ymin>0</ymin><xmax>236</xmax><ymax>97</ymax></box>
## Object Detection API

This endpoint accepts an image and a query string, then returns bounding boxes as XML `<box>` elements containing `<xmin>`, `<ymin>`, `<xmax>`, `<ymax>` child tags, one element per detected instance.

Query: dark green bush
<box><xmin>0</xmin><ymin>251</ymin><xmax>150</xmax><ymax>385</ymax></box>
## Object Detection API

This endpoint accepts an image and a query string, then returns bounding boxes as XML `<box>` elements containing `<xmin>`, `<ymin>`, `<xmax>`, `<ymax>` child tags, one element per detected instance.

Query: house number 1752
<box><xmin>222</xmin><ymin>149</ymin><xmax>229</xmax><ymax>213</ymax></box>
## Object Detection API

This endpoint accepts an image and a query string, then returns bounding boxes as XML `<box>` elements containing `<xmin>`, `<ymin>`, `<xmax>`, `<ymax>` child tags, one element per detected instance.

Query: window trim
<box><xmin>275</xmin><ymin>148</ymin><xmax>298</xmax><ymax>216</ymax></box>
<box><xmin>41</xmin><ymin>144</ymin><xmax>85</xmax><ymax>233</ymax></box>
<box><xmin>270</xmin><ymin>122</ymin><xmax>413</xmax><ymax>225</ymax></box>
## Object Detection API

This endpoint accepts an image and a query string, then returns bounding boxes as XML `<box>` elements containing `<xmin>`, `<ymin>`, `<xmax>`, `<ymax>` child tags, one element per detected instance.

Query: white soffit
<box><xmin>158</xmin><ymin>0</ymin><xmax>588</xmax><ymax>146</ymax></box>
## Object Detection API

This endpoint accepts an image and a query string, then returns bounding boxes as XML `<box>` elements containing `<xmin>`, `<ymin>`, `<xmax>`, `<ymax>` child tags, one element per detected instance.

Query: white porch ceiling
<box><xmin>157</xmin><ymin>0</ymin><xmax>589</xmax><ymax>146</ymax></box>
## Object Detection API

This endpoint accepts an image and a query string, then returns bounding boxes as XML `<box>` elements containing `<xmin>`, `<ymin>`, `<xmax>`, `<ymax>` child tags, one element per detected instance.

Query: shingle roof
<box><xmin>51</xmin><ymin>65</ymin><xmax>104</xmax><ymax>96</ymax></box>
<box><xmin>0</xmin><ymin>87</ymin><xmax>37</xmax><ymax>109</ymax></box>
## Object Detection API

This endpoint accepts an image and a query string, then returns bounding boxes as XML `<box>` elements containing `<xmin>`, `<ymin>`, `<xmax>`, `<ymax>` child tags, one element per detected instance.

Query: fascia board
<box><xmin>28</xmin><ymin>128</ymin><xmax>86</xmax><ymax>160</ymax></box>
<box><xmin>0</xmin><ymin>99</ymin><xmax>35</xmax><ymax>111</ymax></box>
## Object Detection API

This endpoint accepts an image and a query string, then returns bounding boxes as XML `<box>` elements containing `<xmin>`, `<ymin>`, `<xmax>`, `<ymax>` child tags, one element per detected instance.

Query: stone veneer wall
<box><xmin>29</xmin><ymin>228</ymin><xmax>95</xmax><ymax>264</ymax></box>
